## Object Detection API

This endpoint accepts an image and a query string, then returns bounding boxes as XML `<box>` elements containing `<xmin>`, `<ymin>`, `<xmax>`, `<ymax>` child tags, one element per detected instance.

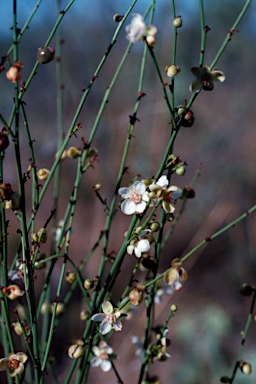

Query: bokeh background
<box><xmin>0</xmin><ymin>0</ymin><xmax>256</xmax><ymax>383</ymax></box>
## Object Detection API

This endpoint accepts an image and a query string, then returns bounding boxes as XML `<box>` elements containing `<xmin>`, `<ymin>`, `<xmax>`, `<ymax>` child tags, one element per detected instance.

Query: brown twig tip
<box><xmin>204</xmin><ymin>25</ymin><xmax>211</xmax><ymax>33</ymax></box>
<box><xmin>205</xmin><ymin>237</ymin><xmax>212</xmax><ymax>242</ymax></box>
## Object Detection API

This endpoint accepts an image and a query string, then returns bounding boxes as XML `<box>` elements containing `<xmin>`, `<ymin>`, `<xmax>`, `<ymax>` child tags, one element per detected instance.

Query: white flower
<box><xmin>0</xmin><ymin>352</ymin><xmax>28</xmax><ymax>377</ymax></box>
<box><xmin>118</xmin><ymin>181</ymin><xmax>149</xmax><ymax>215</ymax></box>
<box><xmin>91</xmin><ymin>301</ymin><xmax>122</xmax><ymax>335</ymax></box>
<box><xmin>126</xmin><ymin>14</ymin><xmax>157</xmax><ymax>43</ymax></box>
<box><xmin>91</xmin><ymin>341</ymin><xmax>113</xmax><ymax>372</ymax></box>
<box><xmin>127</xmin><ymin>229</ymin><xmax>151</xmax><ymax>258</ymax></box>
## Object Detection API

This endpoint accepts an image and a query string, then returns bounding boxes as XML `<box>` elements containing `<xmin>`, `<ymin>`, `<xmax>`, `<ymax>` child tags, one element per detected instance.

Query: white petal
<box><xmin>157</xmin><ymin>175</ymin><xmax>169</xmax><ymax>187</ymax></box>
<box><xmin>90</xmin><ymin>356</ymin><xmax>101</xmax><ymax>367</ymax></box>
<box><xmin>134</xmin><ymin>247</ymin><xmax>142</xmax><ymax>258</ymax></box>
<box><xmin>169</xmin><ymin>186</ymin><xmax>182</xmax><ymax>200</ymax></box>
<box><xmin>142</xmin><ymin>192</ymin><xmax>149</xmax><ymax>202</ymax></box>
<box><xmin>102</xmin><ymin>301</ymin><xmax>113</xmax><ymax>314</ymax></box>
<box><xmin>113</xmin><ymin>320</ymin><xmax>122</xmax><ymax>332</ymax></box>
<box><xmin>100</xmin><ymin>320</ymin><xmax>112</xmax><ymax>335</ymax></box>
<box><xmin>92</xmin><ymin>346</ymin><xmax>100</xmax><ymax>357</ymax></box>
<box><xmin>140</xmin><ymin>229</ymin><xmax>151</xmax><ymax>238</ymax></box>
<box><xmin>133</xmin><ymin>181</ymin><xmax>146</xmax><ymax>194</ymax></box>
<box><xmin>127</xmin><ymin>245</ymin><xmax>135</xmax><ymax>255</ymax></box>
<box><xmin>121</xmin><ymin>200</ymin><xmax>136</xmax><ymax>215</ymax></box>
<box><xmin>137</xmin><ymin>239</ymin><xmax>150</xmax><ymax>252</ymax></box>
<box><xmin>91</xmin><ymin>313</ymin><xmax>106</xmax><ymax>322</ymax></box>
<box><xmin>134</xmin><ymin>201</ymin><xmax>146</xmax><ymax>214</ymax></box>
<box><xmin>101</xmin><ymin>360</ymin><xmax>112</xmax><ymax>372</ymax></box>
<box><xmin>118</xmin><ymin>187</ymin><xmax>131</xmax><ymax>199</ymax></box>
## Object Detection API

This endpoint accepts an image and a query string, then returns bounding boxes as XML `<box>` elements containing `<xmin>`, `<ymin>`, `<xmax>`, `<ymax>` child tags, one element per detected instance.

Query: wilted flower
<box><xmin>91</xmin><ymin>341</ymin><xmax>114</xmax><ymax>372</ymax></box>
<box><xmin>126</xmin><ymin>13</ymin><xmax>157</xmax><ymax>43</ymax></box>
<box><xmin>190</xmin><ymin>65</ymin><xmax>225</xmax><ymax>92</ymax></box>
<box><xmin>118</xmin><ymin>180</ymin><xmax>149</xmax><ymax>215</ymax></box>
<box><xmin>0</xmin><ymin>352</ymin><xmax>28</xmax><ymax>377</ymax></box>
<box><xmin>149</xmin><ymin>176</ymin><xmax>182</xmax><ymax>213</ymax></box>
<box><xmin>91</xmin><ymin>301</ymin><xmax>122</xmax><ymax>335</ymax></box>
<box><xmin>127</xmin><ymin>229</ymin><xmax>152</xmax><ymax>258</ymax></box>
<box><xmin>164</xmin><ymin>258</ymin><xmax>188</xmax><ymax>291</ymax></box>
<box><xmin>6</xmin><ymin>62</ymin><xmax>24</xmax><ymax>83</ymax></box>
<box><xmin>2</xmin><ymin>285</ymin><xmax>24</xmax><ymax>300</ymax></box>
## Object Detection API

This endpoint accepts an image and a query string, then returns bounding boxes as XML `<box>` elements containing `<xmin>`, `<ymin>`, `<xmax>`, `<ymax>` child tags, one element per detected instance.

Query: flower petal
<box><xmin>101</xmin><ymin>360</ymin><xmax>112</xmax><ymax>372</ymax></box>
<box><xmin>134</xmin><ymin>201</ymin><xmax>146</xmax><ymax>214</ymax></box>
<box><xmin>91</xmin><ymin>313</ymin><xmax>106</xmax><ymax>322</ymax></box>
<box><xmin>137</xmin><ymin>239</ymin><xmax>150</xmax><ymax>253</ymax></box>
<box><xmin>133</xmin><ymin>181</ymin><xmax>146</xmax><ymax>194</ymax></box>
<box><xmin>92</xmin><ymin>346</ymin><xmax>100</xmax><ymax>357</ymax></box>
<box><xmin>113</xmin><ymin>319</ymin><xmax>122</xmax><ymax>332</ymax></box>
<box><xmin>169</xmin><ymin>186</ymin><xmax>182</xmax><ymax>200</ymax></box>
<box><xmin>102</xmin><ymin>301</ymin><xmax>113</xmax><ymax>314</ymax></box>
<box><xmin>100</xmin><ymin>320</ymin><xmax>112</xmax><ymax>335</ymax></box>
<box><xmin>157</xmin><ymin>175</ymin><xmax>169</xmax><ymax>187</ymax></box>
<box><xmin>118</xmin><ymin>187</ymin><xmax>131</xmax><ymax>199</ymax></box>
<box><xmin>189</xmin><ymin>79</ymin><xmax>202</xmax><ymax>92</ymax></box>
<box><xmin>211</xmin><ymin>69</ymin><xmax>225</xmax><ymax>82</ymax></box>
<box><xmin>90</xmin><ymin>356</ymin><xmax>101</xmax><ymax>367</ymax></box>
<box><xmin>121</xmin><ymin>200</ymin><xmax>136</xmax><ymax>215</ymax></box>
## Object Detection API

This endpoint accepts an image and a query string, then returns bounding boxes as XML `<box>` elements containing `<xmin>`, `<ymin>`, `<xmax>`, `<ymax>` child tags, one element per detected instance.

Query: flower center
<box><xmin>130</xmin><ymin>191</ymin><xmax>142</xmax><ymax>204</ymax></box>
<box><xmin>163</xmin><ymin>194</ymin><xmax>173</xmax><ymax>204</ymax></box>
<box><xmin>105</xmin><ymin>314</ymin><xmax>116</xmax><ymax>326</ymax></box>
<box><xmin>8</xmin><ymin>358</ymin><xmax>19</xmax><ymax>370</ymax></box>
<box><xmin>99</xmin><ymin>351</ymin><xmax>109</xmax><ymax>361</ymax></box>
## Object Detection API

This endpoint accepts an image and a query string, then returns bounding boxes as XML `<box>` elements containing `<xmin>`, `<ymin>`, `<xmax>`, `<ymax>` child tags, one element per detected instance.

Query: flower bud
<box><xmin>83</xmin><ymin>279</ymin><xmax>94</xmax><ymax>290</ymax></box>
<box><xmin>173</xmin><ymin>16</ymin><xmax>182</xmax><ymax>28</ymax></box>
<box><xmin>55</xmin><ymin>150</ymin><xmax>67</xmax><ymax>160</ymax></box>
<box><xmin>67</xmin><ymin>146</ymin><xmax>82</xmax><ymax>159</ymax></box>
<box><xmin>170</xmin><ymin>304</ymin><xmax>178</xmax><ymax>312</ymax></box>
<box><xmin>32</xmin><ymin>228</ymin><xmax>47</xmax><ymax>244</ymax></box>
<box><xmin>93</xmin><ymin>183</ymin><xmax>102</xmax><ymax>190</ymax></box>
<box><xmin>68</xmin><ymin>342</ymin><xmax>85</xmax><ymax>359</ymax></box>
<box><xmin>37</xmin><ymin>168</ymin><xmax>50</xmax><ymax>181</ymax></box>
<box><xmin>240</xmin><ymin>283</ymin><xmax>254</xmax><ymax>296</ymax></box>
<box><xmin>0</xmin><ymin>132</ymin><xmax>9</xmax><ymax>151</ymax></box>
<box><xmin>239</xmin><ymin>361</ymin><xmax>252</xmax><ymax>375</ymax></box>
<box><xmin>12</xmin><ymin>321</ymin><xmax>30</xmax><ymax>336</ymax></box>
<box><xmin>86</xmin><ymin>147</ymin><xmax>98</xmax><ymax>158</ymax></box>
<box><xmin>142</xmin><ymin>178</ymin><xmax>153</xmax><ymax>186</ymax></box>
<box><xmin>37</xmin><ymin>46</ymin><xmax>55</xmax><ymax>64</ymax></box>
<box><xmin>66</xmin><ymin>271</ymin><xmax>77</xmax><ymax>284</ymax></box>
<box><xmin>165</xmin><ymin>65</ymin><xmax>181</xmax><ymax>77</ymax></box>
<box><xmin>34</xmin><ymin>253</ymin><xmax>46</xmax><ymax>270</ymax></box>
<box><xmin>80</xmin><ymin>310</ymin><xmax>90</xmax><ymax>321</ymax></box>
<box><xmin>146</xmin><ymin>35</ymin><xmax>156</xmax><ymax>45</ymax></box>
<box><xmin>181</xmin><ymin>110</ymin><xmax>195</xmax><ymax>127</ymax></box>
<box><xmin>150</xmin><ymin>222</ymin><xmax>160</xmax><ymax>232</ymax></box>
<box><xmin>50</xmin><ymin>302</ymin><xmax>64</xmax><ymax>315</ymax></box>
<box><xmin>113</xmin><ymin>14</ymin><xmax>123</xmax><ymax>22</ymax></box>
<box><xmin>129</xmin><ymin>283</ymin><xmax>145</xmax><ymax>306</ymax></box>
<box><xmin>176</xmin><ymin>165</ymin><xmax>186</xmax><ymax>176</ymax></box>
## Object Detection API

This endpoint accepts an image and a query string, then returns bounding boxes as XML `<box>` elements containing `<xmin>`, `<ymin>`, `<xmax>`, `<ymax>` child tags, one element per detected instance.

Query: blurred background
<box><xmin>0</xmin><ymin>0</ymin><xmax>256</xmax><ymax>383</ymax></box>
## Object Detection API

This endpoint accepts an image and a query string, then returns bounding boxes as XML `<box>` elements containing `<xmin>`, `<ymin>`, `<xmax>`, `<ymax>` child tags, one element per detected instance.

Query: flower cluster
<box><xmin>118</xmin><ymin>175</ymin><xmax>181</xmax><ymax>216</ymax></box>
<box><xmin>127</xmin><ymin>229</ymin><xmax>153</xmax><ymax>258</ymax></box>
